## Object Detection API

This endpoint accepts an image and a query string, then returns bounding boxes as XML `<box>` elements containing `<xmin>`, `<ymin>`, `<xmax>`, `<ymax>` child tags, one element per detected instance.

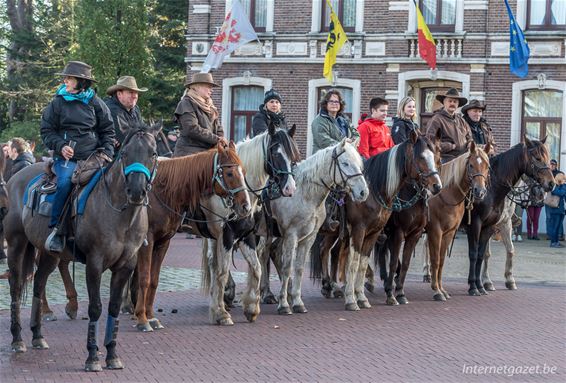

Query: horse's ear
<box><xmin>469</xmin><ymin>140</ymin><xmax>476</xmax><ymax>153</ymax></box>
<box><xmin>268</xmin><ymin>120</ymin><xmax>276</xmax><ymax>136</ymax></box>
<box><xmin>228</xmin><ymin>140</ymin><xmax>236</xmax><ymax>151</ymax></box>
<box><xmin>484</xmin><ymin>141</ymin><xmax>492</xmax><ymax>155</ymax></box>
<box><xmin>289</xmin><ymin>124</ymin><xmax>297</xmax><ymax>138</ymax></box>
<box><xmin>340</xmin><ymin>137</ymin><xmax>348</xmax><ymax>148</ymax></box>
<box><xmin>540</xmin><ymin>135</ymin><xmax>547</xmax><ymax>144</ymax></box>
<box><xmin>409</xmin><ymin>129</ymin><xmax>418</xmax><ymax>144</ymax></box>
<box><xmin>523</xmin><ymin>134</ymin><xmax>532</xmax><ymax>146</ymax></box>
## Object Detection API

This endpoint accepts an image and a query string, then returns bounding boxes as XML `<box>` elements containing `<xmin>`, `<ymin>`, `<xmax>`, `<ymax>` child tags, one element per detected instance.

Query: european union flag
<box><xmin>504</xmin><ymin>0</ymin><xmax>530</xmax><ymax>78</ymax></box>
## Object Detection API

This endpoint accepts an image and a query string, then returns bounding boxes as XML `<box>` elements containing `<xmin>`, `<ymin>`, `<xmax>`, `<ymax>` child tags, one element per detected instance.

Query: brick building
<box><xmin>185</xmin><ymin>0</ymin><xmax>566</xmax><ymax>166</ymax></box>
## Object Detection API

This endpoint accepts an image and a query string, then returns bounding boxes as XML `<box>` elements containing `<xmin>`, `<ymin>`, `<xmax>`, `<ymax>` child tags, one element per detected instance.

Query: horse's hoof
<box><xmin>65</xmin><ymin>305</ymin><xmax>78</xmax><ymax>320</ymax></box>
<box><xmin>11</xmin><ymin>341</ymin><xmax>27</xmax><ymax>353</ymax></box>
<box><xmin>505</xmin><ymin>281</ymin><xmax>517</xmax><ymax>290</ymax></box>
<box><xmin>321</xmin><ymin>288</ymin><xmax>332</xmax><ymax>298</ymax></box>
<box><xmin>148</xmin><ymin>318</ymin><xmax>165</xmax><ymax>330</ymax></box>
<box><xmin>483</xmin><ymin>282</ymin><xmax>496</xmax><ymax>291</ymax></box>
<box><xmin>468</xmin><ymin>288</ymin><xmax>480</xmax><ymax>296</ymax></box>
<box><xmin>333</xmin><ymin>289</ymin><xmax>344</xmax><ymax>299</ymax></box>
<box><xmin>217</xmin><ymin>317</ymin><xmax>234</xmax><ymax>326</ymax></box>
<box><xmin>277</xmin><ymin>306</ymin><xmax>292</xmax><ymax>315</ymax></box>
<box><xmin>433</xmin><ymin>293</ymin><xmax>446</xmax><ymax>302</ymax></box>
<box><xmin>261</xmin><ymin>294</ymin><xmax>278</xmax><ymax>305</ymax></box>
<box><xmin>32</xmin><ymin>337</ymin><xmax>49</xmax><ymax>350</ymax></box>
<box><xmin>364</xmin><ymin>281</ymin><xmax>375</xmax><ymax>293</ymax></box>
<box><xmin>121</xmin><ymin>305</ymin><xmax>134</xmax><ymax>315</ymax></box>
<box><xmin>423</xmin><ymin>275</ymin><xmax>431</xmax><ymax>283</ymax></box>
<box><xmin>396</xmin><ymin>295</ymin><xmax>409</xmax><ymax>305</ymax></box>
<box><xmin>42</xmin><ymin>312</ymin><xmax>57</xmax><ymax>322</ymax></box>
<box><xmin>386</xmin><ymin>296</ymin><xmax>399</xmax><ymax>306</ymax></box>
<box><xmin>478</xmin><ymin>287</ymin><xmax>488</xmax><ymax>296</ymax></box>
<box><xmin>85</xmin><ymin>359</ymin><xmax>103</xmax><ymax>372</ymax></box>
<box><xmin>345</xmin><ymin>303</ymin><xmax>360</xmax><ymax>311</ymax></box>
<box><xmin>106</xmin><ymin>358</ymin><xmax>124</xmax><ymax>370</ymax></box>
<box><xmin>292</xmin><ymin>305</ymin><xmax>308</xmax><ymax>314</ymax></box>
<box><xmin>136</xmin><ymin>322</ymin><xmax>154</xmax><ymax>332</ymax></box>
<box><xmin>357</xmin><ymin>300</ymin><xmax>371</xmax><ymax>309</ymax></box>
<box><xmin>244</xmin><ymin>310</ymin><xmax>259</xmax><ymax>323</ymax></box>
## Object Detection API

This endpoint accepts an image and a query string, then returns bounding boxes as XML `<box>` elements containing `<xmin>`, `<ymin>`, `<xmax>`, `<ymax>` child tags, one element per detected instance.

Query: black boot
<box><xmin>45</xmin><ymin>228</ymin><xmax>65</xmax><ymax>253</ymax></box>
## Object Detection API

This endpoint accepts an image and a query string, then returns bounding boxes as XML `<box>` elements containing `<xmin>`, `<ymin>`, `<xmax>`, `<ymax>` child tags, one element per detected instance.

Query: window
<box><xmin>240</xmin><ymin>0</ymin><xmax>267</xmax><ymax>32</ymax></box>
<box><xmin>527</xmin><ymin>0</ymin><xmax>566</xmax><ymax>30</ymax></box>
<box><xmin>317</xmin><ymin>87</ymin><xmax>353</xmax><ymax>121</ymax></box>
<box><xmin>230</xmin><ymin>86</ymin><xmax>264</xmax><ymax>142</ymax></box>
<box><xmin>419</xmin><ymin>0</ymin><xmax>456</xmax><ymax>32</ymax></box>
<box><xmin>522</xmin><ymin>90</ymin><xmax>563</xmax><ymax>163</ymax></box>
<box><xmin>321</xmin><ymin>0</ymin><xmax>356</xmax><ymax>32</ymax></box>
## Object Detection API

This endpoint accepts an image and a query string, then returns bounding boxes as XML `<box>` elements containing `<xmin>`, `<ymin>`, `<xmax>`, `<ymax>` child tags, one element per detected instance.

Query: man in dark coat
<box><xmin>104</xmin><ymin>76</ymin><xmax>147</xmax><ymax>145</ymax></box>
<box><xmin>8</xmin><ymin>137</ymin><xmax>35</xmax><ymax>178</ymax></box>
<box><xmin>461</xmin><ymin>99</ymin><xmax>496</xmax><ymax>150</ymax></box>
<box><xmin>252</xmin><ymin>89</ymin><xmax>287</xmax><ymax>138</ymax></box>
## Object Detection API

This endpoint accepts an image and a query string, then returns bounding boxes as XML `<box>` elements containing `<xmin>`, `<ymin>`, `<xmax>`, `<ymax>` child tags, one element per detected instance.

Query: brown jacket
<box><xmin>173</xmin><ymin>96</ymin><xmax>224</xmax><ymax>157</ymax></box>
<box><xmin>426</xmin><ymin>108</ymin><xmax>471</xmax><ymax>162</ymax></box>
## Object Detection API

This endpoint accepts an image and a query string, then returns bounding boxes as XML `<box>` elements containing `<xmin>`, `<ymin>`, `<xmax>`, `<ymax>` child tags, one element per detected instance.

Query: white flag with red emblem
<box><xmin>201</xmin><ymin>0</ymin><xmax>259</xmax><ymax>73</ymax></box>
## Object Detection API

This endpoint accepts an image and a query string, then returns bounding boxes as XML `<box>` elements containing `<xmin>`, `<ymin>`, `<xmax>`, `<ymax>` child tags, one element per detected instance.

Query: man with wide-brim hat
<box><xmin>104</xmin><ymin>76</ymin><xmax>147</xmax><ymax>145</ymax></box>
<box><xmin>461</xmin><ymin>99</ymin><xmax>496</xmax><ymax>150</ymax></box>
<box><xmin>426</xmin><ymin>88</ymin><xmax>473</xmax><ymax>162</ymax></box>
<box><xmin>173</xmin><ymin>72</ymin><xmax>227</xmax><ymax>157</ymax></box>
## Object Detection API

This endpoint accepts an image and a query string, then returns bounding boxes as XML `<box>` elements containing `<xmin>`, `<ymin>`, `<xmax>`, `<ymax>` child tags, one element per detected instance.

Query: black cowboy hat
<box><xmin>436</xmin><ymin>88</ymin><xmax>468</xmax><ymax>107</ymax></box>
<box><xmin>56</xmin><ymin>61</ymin><xmax>97</xmax><ymax>82</ymax></box>
<box><xmin>461</xmin><ymin>99</ymin><xmax>486</xmax><ymax>114</ymax></box>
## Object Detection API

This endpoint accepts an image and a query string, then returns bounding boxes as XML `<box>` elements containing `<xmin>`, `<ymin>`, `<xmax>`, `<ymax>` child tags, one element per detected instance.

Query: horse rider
<box><xmin>252</xmin><ymin>89</ymin><xmax>288</xmax><ymax>138</ymax></box>
<box><xmin>461</xmin><ymin>99</ymin><xmax>496</xmax><ymax>151</ymax></box>
<box><xmin>392</xmin><ymin>96</ymin><xmax>420</xmax><ymax>144</ymax></box>
<box><xmin>41</xmin><ymin>61</ymin><xmax>115</xmax><ymax>253</ymax></box>
<box><xmin>426</xmin><ymin>88</ymin><xmax>471</xmax><ymax>163</ymax></box>
<box><xmin>104</xmin><ymin>75</ymin><xmax>147</xmax><ymax>146</ymax></box>
<box><xmin>173</xmin><ymin>72</ymin><xmax>228</xmax><ymax>157</ymax></box>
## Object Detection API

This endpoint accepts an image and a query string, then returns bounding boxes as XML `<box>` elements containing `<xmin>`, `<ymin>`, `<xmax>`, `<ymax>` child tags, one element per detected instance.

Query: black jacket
<box><xmin>251</xmin><ymin>105</ymin><xmax>288</xmax><ymax>138</ymax></box>
<box><xmin>104</xmin><ymin>96</ymin><xmax>144</xmax><ymax>144</ymax></box>
<box><xmin>10</xmin><ymin>152</ymin><xmax>35</xmax><ymax>178</ymax></box>
<box><xmin>40</xmin><ymin>95</ymin><xmax>115</xmax><ymax>160</ymax></box>
<box><xmin>391</xmin><ymin>117</ymin><xmax>419</xmax><ymax>144</ymax></box>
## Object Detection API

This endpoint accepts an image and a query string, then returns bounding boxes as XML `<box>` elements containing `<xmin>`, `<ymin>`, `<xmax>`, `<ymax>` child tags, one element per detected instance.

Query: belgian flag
<box><xmin>414</xmin><ymin>0</ymin><xmax>437</xmax><ymax>69</ymax></box>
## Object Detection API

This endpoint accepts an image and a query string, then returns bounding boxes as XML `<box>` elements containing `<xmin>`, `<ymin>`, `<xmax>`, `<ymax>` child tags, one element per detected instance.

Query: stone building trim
<box><xmin>397</xmin><ymin>70</ymin><xmax>470</xmax><ymax>100</ymax></box>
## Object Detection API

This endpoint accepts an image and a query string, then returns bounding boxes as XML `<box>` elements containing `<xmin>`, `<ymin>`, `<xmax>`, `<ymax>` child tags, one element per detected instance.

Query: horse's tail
<box><xmin>375</xmin><ymin>242</ymin><xmax>388</xmax><ymax>281</ymax></box>
<box><xmin>310</xmin><ymin>234</ymin><xmax>324</xmax><ymax>282</ymax></box>
<box><xmin>200</xmin><ymin>238</ymin><xmax>211</xmax><ymax>294</ymax></box>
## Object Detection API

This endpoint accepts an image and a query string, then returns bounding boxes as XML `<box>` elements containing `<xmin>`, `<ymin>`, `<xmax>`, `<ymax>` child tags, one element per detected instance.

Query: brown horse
<box><xmin>0</xmin><ymin>151</ymin><xmax>9</xmax><ymax>261</ymax></box>
<box><xmin>425</xmin><ymin>142</ymin><xmax>491</xmax><ymax>301</ymax></box>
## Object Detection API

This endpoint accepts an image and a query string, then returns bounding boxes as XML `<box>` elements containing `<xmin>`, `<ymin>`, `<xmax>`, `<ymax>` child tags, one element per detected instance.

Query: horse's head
<box><xmin>118</xmin><ymin>126</ymin><xmax>159</xmax><ymax>205</ymax></box>
<box><xmin>332</xmin><ymin>139</ymin><xmax>369</xmax><ymax>202</ymax></box>
<box><xmin>213</xmin><ymin>141</ymin><xmax>251</xmax><ymax>217</ymax></box>
<box><xmin>523</xmin><ymin>136</ymin><xmax>555</xmax><ymax>191</ymax></box>
<box><xmin>408</xmin><ymin>130</ymin><xmax>443</xmax><ymax>195</ymax></box>
<box><xmin>266</xmin><ymin>123</ymin><xmax>300</xmax><ymax>197</ymax></box>
<box><xmin>466</xmin><ymin>141</ymin><xmax>491</xmax><ymax>201</ymax></box>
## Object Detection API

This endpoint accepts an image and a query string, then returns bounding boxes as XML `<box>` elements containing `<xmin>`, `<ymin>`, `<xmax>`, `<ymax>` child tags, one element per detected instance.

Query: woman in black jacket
<box><xmin>251</xmin><ymin>89</ymin><xmax>288</xmax><ymax>138</ymax></box>
<box><xmin>40</xmin><ymin>61</ymin><xmax>115</xmax><ymax>253</ymax></box>
<box><xmin>391</xmin><ymin>96</ymin><xmax>420</xmax><ymax>144</ymax></box>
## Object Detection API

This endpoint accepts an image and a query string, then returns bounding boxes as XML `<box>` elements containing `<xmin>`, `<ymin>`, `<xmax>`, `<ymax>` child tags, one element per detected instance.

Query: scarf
<box><xmin>56</xmin><ymin>84</ymin><xmax>95</xmax><ymax>105</ymax></box>
<box><xmin>185</xmin><ymin>87</ymin><xmax>219</xmax><ymax>121</ymax></box>
<box><xmin>463</xmin><ymin>114</ymin><xmax>486</xmax><ymax>145</ymax></box>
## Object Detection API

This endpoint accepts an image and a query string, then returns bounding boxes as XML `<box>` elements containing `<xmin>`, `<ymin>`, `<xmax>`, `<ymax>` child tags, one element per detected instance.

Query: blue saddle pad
<box><xmin>77</xmin><ymin>168</ymin><xmax>104</xmax><ymax>215</ymax></box>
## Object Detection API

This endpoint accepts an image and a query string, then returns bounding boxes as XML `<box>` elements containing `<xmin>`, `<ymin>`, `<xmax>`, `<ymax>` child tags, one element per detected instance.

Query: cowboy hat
<box><xmin>436</xmin><ymin>88</ymin><xmax>468</xmax><ymax>107</ymax></box>
<box><xmin>461</xmin><ymin>99</ymin><xmax>486</xmax><ymax>114</ymax></box>
<box><xmin>106</xmin><ymin>76</ymin><xmax>148</xmax><ymax>95</ymax></box>
<box><xmin>56</xmin><ymin>61</ymin><xmax>97</xmax><ymax>82</ymax></box>
<box><xmin>184</xmin><ymin>72</ymin><xmax>219</xmax><ymax>88</ymax></box>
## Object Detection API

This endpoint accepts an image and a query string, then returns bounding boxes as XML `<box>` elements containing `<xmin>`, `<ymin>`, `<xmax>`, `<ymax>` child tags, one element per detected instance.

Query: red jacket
<box><xmin>357</xmin><ymin>118</ymin><xmax>394</xmax><ymax>159</ymax></box>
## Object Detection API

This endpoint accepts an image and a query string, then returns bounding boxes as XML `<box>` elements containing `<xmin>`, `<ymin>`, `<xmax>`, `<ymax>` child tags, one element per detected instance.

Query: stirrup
<box><xmin>45</xmin><ymin>228</ymin><xmax>65</xmax><ymax>253</ymax></box>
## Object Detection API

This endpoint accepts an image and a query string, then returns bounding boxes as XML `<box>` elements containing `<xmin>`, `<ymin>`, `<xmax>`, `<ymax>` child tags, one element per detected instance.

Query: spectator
<box><xmin>8</xmin><ymin>137</ymin><xmax>35</xmax><ymax>178</ymax></box>
<box><xmin>166</xmin><ymin>127</ymin><xmax>179</xmax><ymax>153</ymax></box>
<box><xmin>547</xmin><ymin>160</ymin><xmax>563</xmax><ymax>240</ymax></box>
<box><xmin>526</xmin><ymin>181</ymin><xmax>544</xmax><ymax>240</ymax></box>
<box><xmin>2</xmin><ymin>142</ymin><xmax>14</xmax><ymax>182</ymax></box>
<box><xmin>547</xmin><ymin>172</ymin><xmax>566</xmax><ymax>248</ymax></box>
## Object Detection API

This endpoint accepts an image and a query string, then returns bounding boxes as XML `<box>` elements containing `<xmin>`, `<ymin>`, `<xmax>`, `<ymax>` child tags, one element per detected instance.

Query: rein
<box><xmin>319</xmin><ymin>146</ymin><xmax>364</xmax><ymax>193</ymax></box>
<box><xmin>212</xmin><ymin>152</ymin><xmax>247</xmax><ymax>209</ymax></box>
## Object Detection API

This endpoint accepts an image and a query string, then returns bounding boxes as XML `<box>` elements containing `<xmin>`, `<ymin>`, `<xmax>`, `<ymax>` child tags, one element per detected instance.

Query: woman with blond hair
<box><xmin>391</xmin><ymin>96</ymin><xmax>420</xmax><ymax>144</ymax></box>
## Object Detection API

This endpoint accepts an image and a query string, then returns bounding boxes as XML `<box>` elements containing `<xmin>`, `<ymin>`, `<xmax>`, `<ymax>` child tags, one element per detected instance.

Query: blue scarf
<box><xmin>56</xmin><ymin>84</ymin><xmax>95</xmax><ymax>105</ymax></box>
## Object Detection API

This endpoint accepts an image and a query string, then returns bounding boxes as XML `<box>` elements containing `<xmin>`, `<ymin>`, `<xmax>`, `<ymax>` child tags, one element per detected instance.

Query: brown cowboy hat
<box><xmin>461</xmin><ymin>99</ymin><xmax>486</xmax><ymax>114</ymax></box>
<box><xmin>184</xmin><ymin>72</ymin><xmax>219</xmax><ymax>88</ymax></box>
<box><xmin>106</xmin><ymin>76</ymin><xmax>148</xmax><ymax>95</ymax></box>
<box><xmin>436</xmin><ymin>88</ymin><xmax>468</xmax><ymax>107</ymax></box>
<box><xmin>56</xmin><ymin>61</ymin><xmax>97</xmax><ymax>82</ymax></box>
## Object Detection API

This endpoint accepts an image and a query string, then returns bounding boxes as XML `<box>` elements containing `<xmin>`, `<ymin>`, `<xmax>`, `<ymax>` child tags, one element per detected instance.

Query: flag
<box><xmin>504</xmin><ymin>0</ymin><xmax>530</xmax><ymax>78</ymax></box>
<box><xmin>323</xmin><ymin>0</ymin><xmax>348</xmax><ymax>83</ymax></box>
<box><xmin>414</xmin><ymin>0</ymin><xmax>436</xmax><ymax>69</ymax></box>
<box><xmin>201</xmin><ymin>0</ymin><xmax>259</xmax><ymax>73</ymax></box>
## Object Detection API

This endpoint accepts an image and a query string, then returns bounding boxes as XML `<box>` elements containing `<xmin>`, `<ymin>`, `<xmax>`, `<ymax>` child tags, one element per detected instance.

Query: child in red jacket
<box><xmin>357</xmin><ymin>97</ymin><xmax>394</xmax><ymax>160</ymax></box>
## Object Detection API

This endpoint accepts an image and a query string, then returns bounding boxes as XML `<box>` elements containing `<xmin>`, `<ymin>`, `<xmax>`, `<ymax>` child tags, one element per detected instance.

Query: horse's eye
<box><xmin>227</xmin><ymin>172</ymin><xmax>233</xmax><ymax>177</ymax></box>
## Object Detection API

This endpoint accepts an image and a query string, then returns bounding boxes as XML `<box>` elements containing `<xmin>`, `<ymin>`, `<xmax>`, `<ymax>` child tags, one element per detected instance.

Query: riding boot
<box><xmin>45</xmin><ymin>227</ymin><xmax>65</xmax><ymax>253</ymax></box>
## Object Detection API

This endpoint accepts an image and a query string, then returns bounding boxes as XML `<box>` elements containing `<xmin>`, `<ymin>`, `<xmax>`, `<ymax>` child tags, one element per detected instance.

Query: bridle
<box><xmin>212</xmin><ymin>151</ymin><xmax>247</xmax><ymax>209</ymax></box>
<box><xmin>327</xmin><ymin>146</ymin><xmax>364</xmax><ymax>189</ymax></box>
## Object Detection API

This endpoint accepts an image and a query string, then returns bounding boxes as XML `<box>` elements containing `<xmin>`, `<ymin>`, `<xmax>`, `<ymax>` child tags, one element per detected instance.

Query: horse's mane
<box><xmin>153</xmin><ymin>150</ymin><xmax>217</xmax><ymax>212</ymax></box>
<box><xmin>440</xmin><ymin>148</ymin><xmax>490</xmax><ymax>188</ymax></box>
<box><xmin>237</xmin><ymin>133</ymin><xmax>267</xmax><ymax>180</ymax></box>
<box><xmin>272</xmin><ymin>129</ymin><xmax>301</xmax><ymax>163</ymax></box>
<box><xmin>365</xmin><ymin>143</ymin><xmax>403</xmax><ymax>199</ymax></box>
<box><xmin>490</xmin><ymin>143</ymin><xmax>525</xmax><ymax>184</ymax></box>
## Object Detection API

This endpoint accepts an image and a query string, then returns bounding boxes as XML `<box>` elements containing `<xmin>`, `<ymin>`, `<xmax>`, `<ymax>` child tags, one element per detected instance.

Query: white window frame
<box><xmin>511</xmin><ymin>79</ymin><xmax>566</xmax><ymax>166</ymax></box>
<box><xmin>407</xmin><ymin>0</ymin><xmax>464</xmax><ymax>33</ymax></box>
<box><xmin>306</xmin><ymin>78</ymin><xmax>361</xmax><ymax>157</ymax></box>
<box><xmin>221</xmin><ymin>77</ymin><xmax>273</xmax><ymax>139</ymax></box>
<box><xmin>225</xmin><ymin>0</ymin><xmax>274</xmax><ymax>32</ymax></box>
<box><xmin>397</xmin><ymin>70</ymin><xmax>470</xmax><ymax>99</ymax></box>
<box><xmin>311</xmin><ymin>0</ymin><xmax>365</xmax><ymax>33</ymax></box>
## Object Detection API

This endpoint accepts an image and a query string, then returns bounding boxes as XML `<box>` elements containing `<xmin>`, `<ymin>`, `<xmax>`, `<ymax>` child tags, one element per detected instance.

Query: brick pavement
<box><xmin>0</xmin><ymin>234</ymin><xmax>565</xmax><ymax>382</ymax></box>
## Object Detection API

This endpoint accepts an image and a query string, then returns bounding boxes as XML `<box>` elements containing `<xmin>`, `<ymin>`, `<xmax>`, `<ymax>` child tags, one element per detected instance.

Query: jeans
<box><xmin>547</xmin><ymin>213</ymin><xmax>564</xmax><ymax>244</ymax></box>
<box><xmin>49</xmin><ymin>159</ymin><xmax>77</xmax><ymax>228</ymax></box>
<box><xmin>527</xmin><ymin>206</ymin><xmax>542</xmax><ymax>238</ymax></box>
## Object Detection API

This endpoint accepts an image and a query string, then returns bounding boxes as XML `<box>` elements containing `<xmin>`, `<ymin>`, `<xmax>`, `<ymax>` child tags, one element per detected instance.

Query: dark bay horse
<box><xmin>6</xmin><ymin>128</ymin><xmax>158</xmax><ymax>372</ymax></box>
<box><xmin>465</xmin><ymin>137</ymin><xmax>555</xmax><ymax>296</ymax></box>
<box><xmin>0</xmin><ymin>152</ymin><xmax>9</xmax><ymax>260</ymax></box>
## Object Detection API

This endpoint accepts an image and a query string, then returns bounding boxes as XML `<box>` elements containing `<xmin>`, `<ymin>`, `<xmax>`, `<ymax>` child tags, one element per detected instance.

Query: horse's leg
<box><xmin>238</xmin><ymin>234</ymin><xmax>261</xmax><ymax>322</ymax></box>
<box><xmin>438</xmin><ymin>231</ymin><xmax>455</xmax><ymax>299</ymax></box>
<box><xmin>396</xmin><ymin>232</ymin><xmax>421</xmax><ymax>304</ymax></box>
<box><xmin>291</xmin><ymin>233</ymin><xmax>318</xmax><ymax>313</ymax></box>
<box><xmin>384</xmin><ymin>232</ymin><xmax>402</xmax><ymax>306</ymax></box>
<box><xmin>316</xmin><ymin>234</ymin><xmax>332</xmax><ymax>298</ymax></box>
<box><xmin>120</xmin><ymin>269</ymin><xmax>135</xmax><ymax>315</ymax></box>
<box><xmin>84</xmin><ymin>259</ymin><xmax>104</xmax><ymax>372</ymax></box>
<box><xmin>500</xmin><ymin>219</ymin><xmax>517</xmax><ymax>290</ymax></box>
<box><xmin>30</xmin><ymin>252</ymin><xmax>58</xmax><ymax>350</ymax></box>
<box><xmin>354</xmin><ymin>233</ymin><xmax>379</xmax><ymax>309</ymax></box>
<box><xmin>146</xmin><ymin>240</ymin><xmax>169</xmax><ymax>330</ymax></box>
<box><xmin>329</xmin><ymin>239</ymin><xmax>343</xmax><ymax>298</ymax></box>
<box><xmin>104</xmin><ymin>260</ymin><xmax>136</xmax><ymax>370</ymax></box>
<box><xmin>482</xmin><ymin>239</ymin><xmax>495</xmax><ymax>291</ymax></box>
<box><xmin>276</xmin><ymin>235</ymin><xmax>297</xmax><ymax>315</ymax></box>
<box><xmin>421</xmin><ymin>235</ymin><xmax>431</xmax><ymax>283</ymax></box>
<box><xmin>474</xmin><ymin>229</ymin><xmax>493</xmax><ymax>295</ymax></box>
<box><xmin>344</xmin><ymin>228</ymin><xmax>364</xmax><ymax>311</ymax></box>
<box><xmin>466</xmin><ymin>219</ymin><xmax>482</xmax><ymax>296</ymax></box>
<box><xmin>209</xmin><ymin>238</ymin><xmax>234</xmax><ymax>325</ymax></box>
<box><xmin>427</xmin><ymin>228</ymin><xmax>444</xmax><ymax>301</ymax></box>
<box><xmin>258</xmin><ymin>236</ymin><xmax>277</xmax><ymax>304</ymax></box>
<box><xmin>134</xmin><ymin>242</ymin><xmax>153</xmax><ymax>332</ymax></box>
<box><xmin>9</xmin><ymin>241</ymin><xmax>35</xmax><ymax>353</ymax></box>
<box><xmin>40</xmin><ymin>286</ymin><xmax>57</xmax><ymax>322</ymax></box>
<box><xmin>58</xmin><ymin>258</ymin><xmax>78</xmax><ymax>320</ymax></box>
